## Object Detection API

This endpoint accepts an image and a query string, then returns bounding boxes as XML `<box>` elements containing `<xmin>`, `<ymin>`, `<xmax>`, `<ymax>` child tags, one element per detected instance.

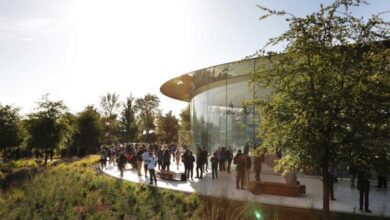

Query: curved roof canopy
<box><xmin>160</xmin><ymin>58</ymin><xmax>258</xmax><ymax>102</ymax></box>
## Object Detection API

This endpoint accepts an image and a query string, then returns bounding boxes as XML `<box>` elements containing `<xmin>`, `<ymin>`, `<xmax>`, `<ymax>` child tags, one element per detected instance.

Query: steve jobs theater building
<box><xmin>161</xmin><ymin>58</ymin><xmax>271</xmax><ymax>153</ymax></box>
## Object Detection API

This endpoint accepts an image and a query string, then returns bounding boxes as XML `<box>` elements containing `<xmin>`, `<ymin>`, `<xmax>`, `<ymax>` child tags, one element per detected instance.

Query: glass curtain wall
<box><xmin>191</xmin><ymin>59</ymin><xmax>262</xmax><ymax>154</ymax></box>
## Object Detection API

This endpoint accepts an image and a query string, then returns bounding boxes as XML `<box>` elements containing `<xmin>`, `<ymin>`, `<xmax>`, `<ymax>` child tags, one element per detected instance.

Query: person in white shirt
<box><xmin>142</xmin><ymin>147</ymin><xmax>150</xmax><ymax>177</ymax></box>
<box><xmin>148</xmin><ymin>152</ymin><xmax>158</xmax><ymax>185</ymax></box>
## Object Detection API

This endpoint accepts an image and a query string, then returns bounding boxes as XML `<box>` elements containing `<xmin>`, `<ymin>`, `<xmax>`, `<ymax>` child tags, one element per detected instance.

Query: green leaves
<box><xmin>252</xmin><ymin>0</ymin><xmax>389</xmax><ymax>172</ymax></box>
<box><xmin>0</xmin><ymin>104</ymin><xmax>23</xmax><ymax>161</ymax></box>
<box><xmin>25</xmin><ymin>95</ymin><xmax>69</xmax><ymax>165</ymax></box>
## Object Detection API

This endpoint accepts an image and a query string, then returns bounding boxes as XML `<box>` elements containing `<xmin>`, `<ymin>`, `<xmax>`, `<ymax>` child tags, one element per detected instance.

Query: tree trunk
<box><xmin>322</xmin><ymin>159</ymin><xmax>330</xmax><ymax>220</ymax></box>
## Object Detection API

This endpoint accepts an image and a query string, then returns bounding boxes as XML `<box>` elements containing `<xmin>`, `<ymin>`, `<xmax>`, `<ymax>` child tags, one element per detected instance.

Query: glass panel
<box><xmin>192</xmin><ymin>69</ymin><xmax>208</xmax><ymax>90</ymax></box>
<box><xmin>211</xmin><ymin>63</ymin><xmax>229</xmax><ymax>84</ymax></box>
<box><xmin>207</xmin><ymin>79</ymin><xmax>227</xmax><ymax>153</ymax></box>
<box><xmin>191</xmin><ymin>86</ymin><xmax>208</xmax><ymax>148</ymax></box>
<box><xmin>228</xmin><ymin>59</ymin><xmax>255</xmax><ymax>78</ymax></box>
<box><xmin>226</xmin><ymin>80</ymin><xmax>254</xmax><ymax>153</ymax></box>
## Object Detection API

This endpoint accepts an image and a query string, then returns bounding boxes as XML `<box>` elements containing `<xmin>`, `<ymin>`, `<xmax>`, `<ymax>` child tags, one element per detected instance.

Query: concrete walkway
<box><xmin>102</xmin><ymin>161</ymin><xmax>390</xmax><ymax>217</ymax></box>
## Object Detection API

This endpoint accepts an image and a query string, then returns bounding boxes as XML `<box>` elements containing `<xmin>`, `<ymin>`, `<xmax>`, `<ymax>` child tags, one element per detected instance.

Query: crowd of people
<box><xmin>99</xmin><ymin>142</ymin><xmax>265</xmax><ymax>189</ymax></box>
<box><xmin>99</xmin><ymin>142</ymin><xmax>388</xmax><ymax>213</ymax></box>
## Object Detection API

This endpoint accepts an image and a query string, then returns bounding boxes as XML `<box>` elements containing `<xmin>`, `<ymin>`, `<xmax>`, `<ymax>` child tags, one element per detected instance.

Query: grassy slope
<box><xmin>0</xmin><ymin>156</ymin><xmax>201</xmax><ymax>220</ymax></box>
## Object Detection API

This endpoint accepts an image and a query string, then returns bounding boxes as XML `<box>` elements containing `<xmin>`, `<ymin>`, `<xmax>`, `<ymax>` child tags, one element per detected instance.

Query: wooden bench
<box><xmin>247</xmin><ymin>181</ymin><xmax>306</xmax><ymax>197</ymax></box>
<box><xmin>157</xmin><ymin>171</ymin><xmax>184</xmax><ymax>181</ymax></box>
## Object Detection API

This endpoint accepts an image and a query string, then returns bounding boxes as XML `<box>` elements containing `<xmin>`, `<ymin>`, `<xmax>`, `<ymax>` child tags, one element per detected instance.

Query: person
<box><xmin>377</xmin><ymin>172</ymin><xmax>388</xmax><ymax>189</ymax></box>
<box><xmin>253</xmin><ymin>155</ymin><xmax>263</xmax><ymax>182</ymax></box>
<box><xmin>348</xmin><ymin>165</ymin><xmax>357</xmax><ymax>188</ymax></box>
<box><xmin>170</xmin><ymin>144</ymin><xmax>177</xmax><ymax>162</ymax></box>
<box><xmin>244</xmin><ymin>143</ymin><xmax>250</xmax><ymax>155</ymax></box>
<box><xmin>329</xmin><ymin>165</ymin><xmax>336</xmax><ymax>200</ymax></box>
<box><xmin>357</xmin><ymin>168</ymin><xmax>372</xmax><ymax>213</ymax></box>
<box><xmin>376</xmin><ymin>161</ymin><xmax>388</xmax><ymax>189</ymax></box>
<box><xmin>210</xmin><ymin>153</ymin><xmax>219</xmax><ymax>179</ymax></box>
<box><xmin>117</xmin><ymin>151</ymin><xmax>127</xmax><ymax>178</ymax></box>
<box><xmin>110</xmin><ymin>145</ymin><xmax>116</xmax><ymax>166</ymax></box>
<box><xmin>136</xmin><ymin>148</ymin><xmax>143</xmax><ymax>176</ymax></box>
<box><xmin>142</xmin><ymin>147</ymin><xmax>150</xmax><ymax>177</ymax></box>
<box><xmin>245</xmin><ymin>154</ymin><xmax>252</xmax><ymax>186</ymax></box>
<box><xmin>175</xmin><ymin>148</ymin><xmax>181</xmax><ymax>170</ymax></box>
<box><xmin>196</xmin><ymin>147</ymin><xmax>204</xmax><ymax>178</ymax></box>
<box><xmin>100</xmin><ymin>149</ymin><xmax>107</xmax><ymax>170</ymax></box>
<box><xmin>226</xmin><ymin>147</ymin><xmax>233</xmax><ymax>173</ymax></box>
<box><xmin>203</xmin><ymin>147</ymin><xmax>209</xmax><ymax>173</ymax></box>
<box><xmin>148</xmin><ymin>152</ymin><xmax>158</xmax><ymax>185</ymax></box>
<box><xmin>219</xmin><ymin>148</ymin><xmax>226</xmax><ymax>171</ymax></box>
<box><xmin>127</xmin><ymin>152</ymin><xmax>136</xmax><ymax>170</ymax></box>
<box><xmin>182</xmin><ymin>150</ymin><xmax>189</xmax><ymax>176</ymax></box>
<box><xmin>185</xmin><ymin>151</ymin><xmax>195</xmax><ymax>180</ymax></box>
<box><xmin>234</xmin><ymin>150</ymin><xmax>246</xmax><ymax>189</ymax></box>
<box><xmin>163</xmin><ymin>149</ymin><xmax>171</xmax><ymax>171</ymax></box>
<box><xmin>156</xmin><ymin>146</ymin><xmax>163</xmax><ymax>171</ymax></box>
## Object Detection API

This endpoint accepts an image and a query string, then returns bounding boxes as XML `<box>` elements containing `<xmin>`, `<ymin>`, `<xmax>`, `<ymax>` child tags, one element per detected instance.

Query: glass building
<box><xmin>161</xmin><ymin>58</ymin><xmax>271</xmax><ymax>153</ymax></box>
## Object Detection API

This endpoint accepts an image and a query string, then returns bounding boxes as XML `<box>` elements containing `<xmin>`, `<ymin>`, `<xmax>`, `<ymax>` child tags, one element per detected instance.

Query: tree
<box><xmin>100</xmin><ymin>92</ymin><xmax>121</xmax><ymax>119</ymax></box>
<box><xmin>100</xmin><ymin>92</ymin><xmax>121</xmax><ymax>144</ymax></box>
<box><xmin>252</xmin><ymin>1</ymin><xmax>389</xmax><ymax>219</ymax></box>
<box><xmin>0</xmin><ymin>104</ymin><xmax>23</xmax><ymax>161</ymax></box>
<box><xmin>157</xmin><ymin>111</ymin><xmax>179</xmax><ymax>144</ymax></box>
<box><xmin>135</xmin><ymin>94</ymin><xmax>160</xmax><ymax>143</ymax></box>
<box><xmin>72</xmin><ymin>106</ymin><xmax>104</xmax><ymax>156</ymax></box>
<box><xmin>60</xmin><ymin>112</ymin><xmax>77</xmax><ymax>157</ymax></box>
<box><xmin>26</xmin><ymin>95</ymin><xmax>68</xmax><ymax>165</ymax></box>
<box><xmin>178</xmin><ymin>105</ymin><xmax>191</xmax><ymax>146</ymax></box>
<box><xmin>120</xmin><ymin>95</ymin><xmax>138</xmax><ymax>142</ymax></box>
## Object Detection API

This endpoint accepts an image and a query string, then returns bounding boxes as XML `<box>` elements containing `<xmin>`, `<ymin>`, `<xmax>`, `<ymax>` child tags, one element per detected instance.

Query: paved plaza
<box><xmin>103</xmin><ymin>161</ymin><xmax>390</xmax><ymax>217</ymax></box>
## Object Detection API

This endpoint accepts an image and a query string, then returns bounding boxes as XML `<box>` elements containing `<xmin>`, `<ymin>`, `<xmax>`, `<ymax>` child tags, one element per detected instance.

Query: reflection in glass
<box><xmin>190</xmin><ymin>58</ymin><xmax>270</xmax><ymax>154</ymax></box>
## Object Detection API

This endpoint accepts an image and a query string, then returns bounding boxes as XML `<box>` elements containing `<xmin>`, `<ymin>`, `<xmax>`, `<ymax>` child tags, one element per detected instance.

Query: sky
<box><xmin>0</xmin><ymin>0</ymin><xmax>389</xmax><ymax>116</ymax></box>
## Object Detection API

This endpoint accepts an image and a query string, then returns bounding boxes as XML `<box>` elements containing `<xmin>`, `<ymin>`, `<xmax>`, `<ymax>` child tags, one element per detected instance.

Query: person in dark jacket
<box><xmin>226</xmin><ymin>147</ymin><xmax>233</xmax><ymax>173</ymax></box>
<box><xmin>234</xmin><ymin>150</ymin><xmax>246</xmax><ymax>189</ymax></box>
<box><xmin>100</xmin><ymin>149</ymin><xmax>107</xmax><ymax>170</ymax></box>
<box><xmin>357</xmin><ymin>168</ymin><xmax>372</xmax><ymax>213</ymax></box>
<box><xmin>348</xmin><ymin>165</ymin><xmax>357</xmax><ymax>188</ymax></box>
<box><xmin>210</xmin><ymin>153</ymin><xmax>219</xmax><ymax>179</ymax></box>
<box><xmin>182</xmin><ymin>150</ymin><xmax>188</xmax><ymax>174</ymax></box>
<box><xmin>245</xmin><ymin>154</ymin><xmax>252</xmax><ymax>186</ymax></box>
<box><xmin>219</xmin><ymin>147</ymin><xmax>226</xmax><ymax>171</ymax></box>
<box><xmin>186</xmin><ymin>151</ymin><xmax>195</xmax><ymax>180</ymax></box>
<box><xmin>162</xmin><ymin>149</ymin><xmax>171</xmax><ymax>171</ymax></box>
<box><xmin>156</xmin><ymin>146</ymin><xmax>163</xmax><ymax>171</ymax></box>
<box><xmin>117</xmin><ymin>151</ymin><xmax>127</xmax><ymax>178</ymax></box>
<box><xmin>253</xmin><ymin>155</ymin><xmax>264</xmax><ymax>182</ymax></box>
<box><xmin>196</xmin><ymin>147</ymin><xmax>204</xmax><ymax>178</ymax></box>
